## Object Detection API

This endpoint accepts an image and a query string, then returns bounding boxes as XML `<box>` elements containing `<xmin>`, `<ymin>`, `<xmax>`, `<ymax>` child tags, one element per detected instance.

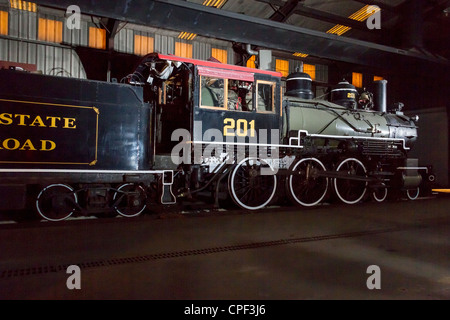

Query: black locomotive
<box><xmin>0</xmin><ymin>53</ymin><xmax>431</xmax><ymax>220</ymax></box>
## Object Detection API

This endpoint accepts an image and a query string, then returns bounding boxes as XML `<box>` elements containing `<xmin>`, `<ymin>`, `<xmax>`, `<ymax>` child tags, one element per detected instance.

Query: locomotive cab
<box><xmin>131</xmin><ymin>55</ymin><xmax>193</xmax><ymax>156</ymax></box>
<box><xmin>131</xmin><ymin>53</ymin><xmax>283</xmax><ymax>167</ymax></box>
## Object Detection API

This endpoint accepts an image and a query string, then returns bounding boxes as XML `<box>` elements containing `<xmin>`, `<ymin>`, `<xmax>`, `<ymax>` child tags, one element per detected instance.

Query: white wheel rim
<box><xmin>36</xmin><ymin>184</ymin><xmax>77</xmax><ymax>221</ymax></box>
<box><xmin>229</xmin><ymin>157</ymin><xmax>277</xmax><ymax>210</ymax></box>
<box><xmin>372</xmin><ymin>187</ymin><xmax>388</xmax><ymax>203</ymax></box>
<box><xmin>407</xmin><ymin>187</ymin><xmax>419</xmax><ymax>200</ymax></box>
<box><xmin>334</xmin><ymin>158</ymin><xmax>368</xmax><ymax>205</ymax></box>
<box><xmin>289</xmin><ymin>158</ymin><xmax>328</xmax><ymax>207</ymax></box>
<box><xmin>113</xmin><ymin>183</ymin><xmax>147</xmax><ymax>217</ymax></box>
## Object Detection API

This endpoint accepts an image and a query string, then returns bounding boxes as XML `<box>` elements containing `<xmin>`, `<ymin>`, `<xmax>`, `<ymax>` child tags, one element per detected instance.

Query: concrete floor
<box><xmin>0</xmin><ymin>195</ymin><xmax>449</xmax><ymax>301</ymax></box>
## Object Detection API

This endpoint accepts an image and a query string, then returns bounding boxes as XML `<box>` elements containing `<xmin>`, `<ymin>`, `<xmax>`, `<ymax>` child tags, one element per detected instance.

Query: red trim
<box><xmin>157</xmin><ymin>53</ymin><xmax>282</xmax><ymax>78</ymax></box>
<box><xmin>198</xmin><ymin>66</ymin><xmax>254</xmax><ymax>82</ymax></box>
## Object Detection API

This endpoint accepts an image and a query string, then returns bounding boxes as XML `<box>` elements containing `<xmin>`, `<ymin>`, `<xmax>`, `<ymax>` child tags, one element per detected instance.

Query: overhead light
<box><xmin>327</xmin><ymin>24</ymin><xmax>351</xmax><ymax>36</ymax></box>
<box><xmin>349</xmin><ymin>5</ymin><xmax>381</xmax><ymax>22</ymax></box>
<box><xmin>293</xmin><ymin>52</ymin><xmax>309</xmax><ymax>58</ymax></box>
<box><xmin>177</xmin><ymin>0</ymin><xmax>228</xmax><ymax>41</ymax></box>
<box><xmin>9</xmin><ymin>0</ymin><xmax>37</xmax><ymax>12</ymax></box>
<box><xmin>202</xmin><ymin>0</ymin><xmax>227</xmax><ymax>8</ymax></box>
<box><xmin>178</xmin><ymin>32</ymin><xmax>197</xmax><ymax>40</ymax></box>
<box><xmin>326</xmin><ymin>4</ymin><xmax>380</xmax><ymax>36</ymax></box>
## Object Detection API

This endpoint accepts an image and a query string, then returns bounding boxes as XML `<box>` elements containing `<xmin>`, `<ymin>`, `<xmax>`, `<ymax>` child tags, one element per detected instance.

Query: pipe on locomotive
<box><xmin>372</xmin><ymin>80</ymin><xmax>388</xmax><ymax>113</ymax></box>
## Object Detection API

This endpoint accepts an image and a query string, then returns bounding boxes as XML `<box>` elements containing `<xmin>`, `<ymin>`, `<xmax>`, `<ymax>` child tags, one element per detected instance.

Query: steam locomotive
<box><xmin>0</xmin><ymin>53</ymin><xmax>429</xmax><ymax>221</ymax></box>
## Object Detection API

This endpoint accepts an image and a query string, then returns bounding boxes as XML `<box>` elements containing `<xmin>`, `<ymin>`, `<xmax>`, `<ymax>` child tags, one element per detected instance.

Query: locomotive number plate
<box><xmin>223</xmin><ymin>118</ymin><xmax>256</xmax><ymax>137</ymax></box>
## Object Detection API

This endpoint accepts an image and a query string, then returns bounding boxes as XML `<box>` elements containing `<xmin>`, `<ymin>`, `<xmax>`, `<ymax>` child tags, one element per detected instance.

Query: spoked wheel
<box><xmin>406</xmin><ymin>187</ymin><xmax>420</xmax><ymax>201</ymax></box>
<box><xmin>229</xmin><ymin>157</ymin><xmax>277</xmax><ymax>210</ymax></box>
<box><xmin>36</xmin><ymin>184</ymin><xmax>78</xmax><ymax>221</ymax></box>
<box><xmin>113</xmin><ymin>183</ymin><xmax>147</xmax><ymax>217</ymax></box>
<box><xmin>372</xmin><ymin>184</ymin><xmax>388</xmax><ymax>203</ymax></box>
<box><xmin>288</xmin><ymin>158</ymin><xmax>329</xmax><ymax>207</ymax></box>
<box><xmin>334</xmin><ymin>158</ymin><xmax>368</xmax><ymax>205</ymax></box>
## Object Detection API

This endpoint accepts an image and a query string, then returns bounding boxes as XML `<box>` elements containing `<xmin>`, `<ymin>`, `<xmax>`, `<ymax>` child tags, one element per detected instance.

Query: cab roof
<box><xmin>156</xmin><ymin>53</ymin><xmax>282</xmax><ymax>78</ymax></box>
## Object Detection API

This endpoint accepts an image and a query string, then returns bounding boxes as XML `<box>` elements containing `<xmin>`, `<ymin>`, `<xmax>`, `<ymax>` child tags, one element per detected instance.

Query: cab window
<box><xmin>227</xmin><ymin>79</ymin><xmax>253</xmax><ymax>112</ymax></box>
<box><xmin>200</xmin><ymin>76</ymin><xmax>254</xmax><ymax>112</ymax></box>
<box><xmin>200</xmin><ymin>76</ymin><xmax>226</xmax><ymax>109</ymax></box>
<box><xmin>256</xmin><ymin>80</ymin><xmax>275</xmax><ymax>113</ymax></box>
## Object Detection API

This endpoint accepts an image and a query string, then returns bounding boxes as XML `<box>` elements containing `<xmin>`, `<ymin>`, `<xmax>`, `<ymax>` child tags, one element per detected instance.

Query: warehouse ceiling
<box><xmin>33</xmin><ymin>0</ymin><xmax>450</xmax><ymax>76</ymax></box>
<box><xmin>190</xmin><ymin>0</ymin><xmax>450</xmax><ymax>60</ymax></box>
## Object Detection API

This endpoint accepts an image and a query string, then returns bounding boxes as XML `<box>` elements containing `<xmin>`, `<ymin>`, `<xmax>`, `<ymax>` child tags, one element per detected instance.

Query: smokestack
<box><xmin>373</xmin><ymin>80</ymin><xmax>387</xmax><ymax>113</ymax></box>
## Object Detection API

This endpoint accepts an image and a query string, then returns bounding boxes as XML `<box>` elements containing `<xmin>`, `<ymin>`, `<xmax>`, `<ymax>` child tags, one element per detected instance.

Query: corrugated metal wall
<box><xmin>0</xmin><ymin>2</ymin><xmax>328</xmax><ymax>83</ymax></box>
<box><xmin>0</xmin><ymin>37</ymin><xmax>86</xmax><ymax>78</ymax></box>
<box><xmin>1</xmin><ymin>6</ymin><xmax>87</xmax><ymax>78</ymax></box>
<box><xmin>115</xmin><ymin>24</ymin><xmax>235</xmax><ymax>63</ymax></box>
<box><xmin>62</xmin><ymin>19</ymin><xmax>89</xmax><ymax>48</ymax></box>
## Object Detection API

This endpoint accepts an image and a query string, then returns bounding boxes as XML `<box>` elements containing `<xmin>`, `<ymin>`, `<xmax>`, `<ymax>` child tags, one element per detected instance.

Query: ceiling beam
<box><xmin>350</xmin><ymin>0</ymin><xmax>398</xmax><ymax>12</ymax></box>
<box><xmin>32</xmin><ymin>0</ymin><xmax>449</xmax><ymax>76</ymax></box>
<box><xmin>257</xmin><ymin>0</ymin><xmax>371</xmax><ymax>31</ymax></box>
<box><xmin>268</xmin><ymin>0</ymin><xmax>299</xmax><ymax>23</ymax></box>
<box><xmin>293</xmin><ymin>4</ymin><xmax>370</xmax><ymax>31</ymax></box>
<box><xmin>423</xmin><ymin>0</ymin><xmax>450</xmax><ymax>20</ymax></box>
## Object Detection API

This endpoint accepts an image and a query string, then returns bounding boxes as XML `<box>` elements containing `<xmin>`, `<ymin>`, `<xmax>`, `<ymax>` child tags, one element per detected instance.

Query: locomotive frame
<box><xmin>0</xmin><ymin>53</ymin><xmax>432</xmax><ymax>221</ymax></box>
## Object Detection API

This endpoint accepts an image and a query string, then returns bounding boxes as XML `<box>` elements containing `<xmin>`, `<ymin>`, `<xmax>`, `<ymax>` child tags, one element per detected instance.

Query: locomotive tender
<box><xmin>0</xmin><ymin>53</ymin><xmax>426</xmax><ymax>220</ymax></box>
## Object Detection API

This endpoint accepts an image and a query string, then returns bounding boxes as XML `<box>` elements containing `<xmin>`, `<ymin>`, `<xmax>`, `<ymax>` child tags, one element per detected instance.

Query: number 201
<box><xmin>224</xmin><ymin>118</ymin><xmax>256</xmax><ymax>137</ymax></box>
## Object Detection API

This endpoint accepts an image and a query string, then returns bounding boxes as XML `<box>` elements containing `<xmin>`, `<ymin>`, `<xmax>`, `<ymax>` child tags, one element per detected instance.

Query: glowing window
<box><xmin>9</xmin><ymin>0</ymin><xmax>37</xmax><ymax>12</ymax></box>
<box><xmin>0</xmin><ymin>11</ymin><xmax>8</xmax><ymax>35</ymax></box>
<box><xmin>374</xmin><ymin>76</ymin><xmax>384</xmax><ymax>81</ymax></box>
<box><xmin>276</xmin><ymin>59</ymin><xmax>289</xmax><ymax>78</ymax></box>
<box><xmin>89</xmin><ymin>27</ymin><xmax>106</xmax><ymax>50</ymax></box>
<box><xmin>352</xmin><ymin>72</ymin><xmax>363</xmax><ymax>87</ymax></box>
<box><xmin>38</xmin><ymin>18</ymin><xmax>62</xmax><ymax>43</ymax></box>
<box><xmin>246</xmin><ymin>55</ymin><xmax>256</xmax><ymax>69</ymax></box>
<box><xmin>304</xmin><ymin>64</ymin><xmax>316</xmax><ymax>81</ymax></box>
<box><xmin>175</xmin><ymin>42</ymin><xmax>193</xmax><ymax>58</ymax></box>
<box><xmin>134</xmin><ymin>35</ymin><xmax>154</xmax><ymax>56</ymax></box>
<box><xmin>211</xmin><ymin>48</ymin><xmax>227</xmax><ymax>64</ymax></box>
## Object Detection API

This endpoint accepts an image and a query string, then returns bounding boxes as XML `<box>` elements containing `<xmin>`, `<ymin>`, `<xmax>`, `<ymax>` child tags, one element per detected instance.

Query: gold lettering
<box><xmin>46</xmin><ymin>116</ymin><xmax>61</xmax><ymax>128</ymax></box>
<box><xmin>30</xmin><ymin>116</ymin><xmax>47</xmax><ymax>127</ymax></box>
<box><xmin>41</xmin><ymin>140</ymin><xmax>56</xmax><ymax>151</ymax></box>
<box><xmin>0</xmin><ymin>114</ymin><xmax>78</xmax><ymax>128</ymax></box>
<box><xmin>19</xmin><ymin>139</ymin><xmax>37</xmax><ymax>151</ymax></box>
<box><xmin>14</xmin><ymin>114</ymin><xmax>31</xmax><ymax>126</ymax></box>
<box><xmin>63</xmin><ymin>118</ymin><xmax>77</xmax><ymax>129</ymax></box>
<box><xmin>0</xmin><ymin>113</ymin><xmax>13</xmax><ymax>125</ymax></box>
<box><xmin>3</xmin><ymin>138</ymin><xmax>20</xmax><ymax>150</ymax></box>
